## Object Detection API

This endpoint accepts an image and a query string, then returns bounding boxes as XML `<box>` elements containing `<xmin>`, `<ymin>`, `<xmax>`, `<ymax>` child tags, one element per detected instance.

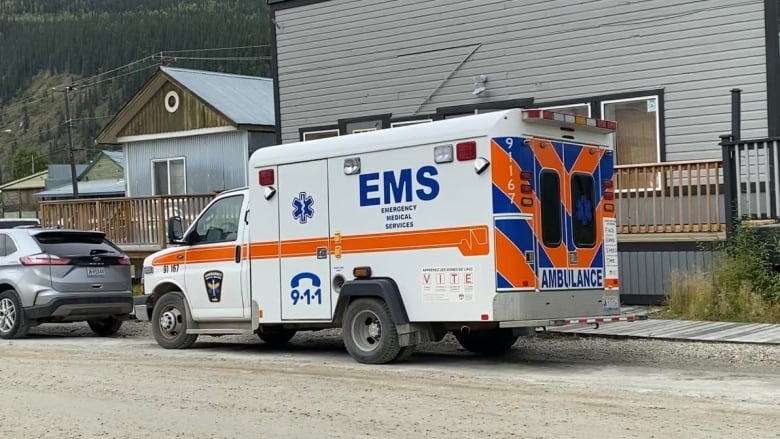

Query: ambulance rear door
<box><xmin>533</xmin><ymin>139</ymin><xmax>612</xmax><ymax>293</ymax></box>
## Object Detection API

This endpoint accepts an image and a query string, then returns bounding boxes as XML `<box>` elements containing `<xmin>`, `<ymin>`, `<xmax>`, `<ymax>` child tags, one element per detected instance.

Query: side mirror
<box><xmin>167</xmin><ymin>216</ymin><xmax>184</xmax><ymax>243</ymax></box>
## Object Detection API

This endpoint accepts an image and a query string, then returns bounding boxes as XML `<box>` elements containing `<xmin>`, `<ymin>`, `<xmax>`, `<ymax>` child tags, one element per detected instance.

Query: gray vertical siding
<box><xmin>126</xmin><ymin>131</ymin><xmax>247</xmax><ymax>196</ymax></box>
<box><xmin>618</xmin><ymin>241</ymin><xmax>721</xmax><ymax>304</ymax></box>
<box><xmin>275</xmin><ymin>0</ymin><xmax>768</xmax><ymax>160</ymax></box>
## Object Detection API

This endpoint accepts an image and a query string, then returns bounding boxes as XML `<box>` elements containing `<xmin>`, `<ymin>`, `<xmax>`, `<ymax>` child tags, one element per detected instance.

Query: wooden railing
<box><xmin>614</xmin><ymin>159</ymin><xmax>726</xmax><ymax>234</ymax></box>
<box><xmin>39</xmin><ymin>194</ymin><xmax>215</xmax><ymax>247</ymax></box>
<box><xmin>36</xmin><ymin>160</ymin><xmax>727</xmax><ymax>251</ymax></box>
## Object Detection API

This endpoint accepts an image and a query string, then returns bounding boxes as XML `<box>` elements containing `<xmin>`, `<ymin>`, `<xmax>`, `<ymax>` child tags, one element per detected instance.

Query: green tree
<box><xmin>12</xmin><ymin>147</ymin><xmax>48</xmax><ymax>179</ymax></box>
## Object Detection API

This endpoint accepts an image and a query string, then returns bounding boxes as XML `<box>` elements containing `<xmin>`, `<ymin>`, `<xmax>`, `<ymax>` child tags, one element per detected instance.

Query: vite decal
<box><xmin>204</xmin><ymin>270</ymin><xmax>224</xmax><ymax>303</ymax></box>
<box><xmin>292</xmin><ymin>191</ymin><xmax>315</xmax><ymax>224</ymax></box>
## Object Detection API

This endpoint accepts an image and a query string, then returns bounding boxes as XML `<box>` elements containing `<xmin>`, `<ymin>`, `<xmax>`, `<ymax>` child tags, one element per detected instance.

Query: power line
<box><xmin>75</xmin><ymin>64</ymin><xmax>160</xmax><ymax>88</ymax></box>
<box><xmin>166</xmin><ymin>56</ymin><xmax>272</xmax><ymax>61</ymax></box>
<box><xmin>161</xmin><ymin>44</ymin><xmax>270</xmax><ymax>54</ymax></box>
<box><xmin>68</xmin><ymin>56</ymin><xmax>155</xmax><ymax>88</ymax></box>
<box><xmin>69</xmin><ymin>115</ymin><xmax>113</xmax><ymax>123</ymax></box>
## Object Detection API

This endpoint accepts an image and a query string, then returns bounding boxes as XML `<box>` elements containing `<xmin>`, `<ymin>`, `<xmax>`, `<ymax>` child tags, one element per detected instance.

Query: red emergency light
<box><xmin>456</xmin><ymin>141</ymin><xmax>477</xmax><ymax>161</ymax></box>
<box><xmin>259</xmin><ymin>169</ymin><xmax>274</xmax><ymax>186</ymax></box>
<box><xmin>523</xmin><ymin>109</ymin><xmax>618</xmax><ymax>132</ymax></box>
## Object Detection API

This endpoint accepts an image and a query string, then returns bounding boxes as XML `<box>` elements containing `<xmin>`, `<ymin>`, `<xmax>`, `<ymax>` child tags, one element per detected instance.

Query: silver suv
<box><xmin>0</xmin><ymin>228</ymin><xmax>133</xmax><ymax>339</ymax></box>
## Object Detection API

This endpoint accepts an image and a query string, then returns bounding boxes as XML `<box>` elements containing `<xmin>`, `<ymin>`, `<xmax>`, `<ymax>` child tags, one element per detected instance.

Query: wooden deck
<box><xmin>37</xmin><ymin>159</ymin><xmax>728</xmax><ymax>258</ymax></box>
<box><xmin>38</xmin><ymin>194</ymin><xmax>214</xmax><ymax>258</ymax></box>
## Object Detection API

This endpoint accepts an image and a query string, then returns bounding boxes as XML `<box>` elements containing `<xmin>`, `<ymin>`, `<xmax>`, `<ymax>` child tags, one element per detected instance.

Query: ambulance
<box><xmin>134</xmin><ymin>108</ymin><xmax>644</xmax><ymax>364</ymax></box>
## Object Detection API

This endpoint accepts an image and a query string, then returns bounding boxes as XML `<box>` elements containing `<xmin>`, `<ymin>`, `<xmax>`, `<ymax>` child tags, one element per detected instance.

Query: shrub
<box><xmin>665</xmin><ymin>224</ymin><xmax>780</xmax><ymax>323</ymax></box>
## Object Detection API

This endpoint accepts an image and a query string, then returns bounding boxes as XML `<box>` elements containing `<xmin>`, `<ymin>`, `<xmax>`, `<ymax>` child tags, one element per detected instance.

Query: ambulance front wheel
<box><xmin>454</xmin><ymin>328</ymin><xmax>519</xmax><ymax>356</ymax></box>
<box><xmin>151</xmin><ymin>292</ymin><xmax>199</xmax><ymax>349</ymax></box>
<box><xmin>342</xmin><ymin>298</ymin><xmax>412</xmax><ymax>364</ymax></box>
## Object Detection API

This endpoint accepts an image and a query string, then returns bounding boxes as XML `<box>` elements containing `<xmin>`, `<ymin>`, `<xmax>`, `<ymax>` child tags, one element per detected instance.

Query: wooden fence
<box><xmin>37</xmin><ymin>159</ymin><xmax>728</xmax><ymax>250</ymax></box>
<box><xmin>614</xmin><ymin>159</ymin><xmax>725</xmax><ymax>234</ymax></box>
<box><xmin>39</xmin><ymin>194</ymin><xmax>215</xmax><ymax>247</ymax></box>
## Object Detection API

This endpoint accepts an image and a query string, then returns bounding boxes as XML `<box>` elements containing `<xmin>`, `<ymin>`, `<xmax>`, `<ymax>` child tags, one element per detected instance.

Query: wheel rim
<box><xmin>158</xmin><ymin>304</ymin><xmax>183</xmax><ymax>340</ymax></box>
<box><xmin>350</xmin><ymin>309</ymin><xmax>383</xmax><ymax>353</ymax></box>
<box><xmin>0</xmin><ymin>298</ymin><xmax>16</xmax><ymax>333</ymax></box>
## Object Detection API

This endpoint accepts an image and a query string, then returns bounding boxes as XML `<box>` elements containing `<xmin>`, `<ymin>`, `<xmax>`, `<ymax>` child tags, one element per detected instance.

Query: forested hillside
<box><xmin>0</xmin><ymin>0</ymin><xmax>272</xmax><ymax>184</ymax></box>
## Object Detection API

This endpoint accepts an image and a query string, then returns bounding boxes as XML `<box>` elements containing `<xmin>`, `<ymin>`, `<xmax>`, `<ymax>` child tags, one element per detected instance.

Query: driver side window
<box><xmin>190</xmin><ymin>195</ymin><xmax>244</xmax><ymax>245</ymax></box>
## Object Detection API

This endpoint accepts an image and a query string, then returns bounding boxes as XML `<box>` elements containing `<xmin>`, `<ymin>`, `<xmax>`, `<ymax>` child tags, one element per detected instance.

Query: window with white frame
<box><xmin>152</xmin><ymin>157</ymin><xmax>186</xmax><ymax>195</ymax></box>
<box><xmin>351</xmin><ymin>128</ymin><xmax>377</xmax><ymax>134</ymax></box>
<box><xmin>601</xmin><ymin>96</ymin><xmax>660</xmax><ymax>166</ymax></box>
<box><xmin>390</xmin><ymin>119</ymin><xmax>433</xmax><ymax>128</ymax></box>
<box><xmin>302</xmin><ymin>129</ymin><xmax>339</xmax><ymax>141</ymax></box>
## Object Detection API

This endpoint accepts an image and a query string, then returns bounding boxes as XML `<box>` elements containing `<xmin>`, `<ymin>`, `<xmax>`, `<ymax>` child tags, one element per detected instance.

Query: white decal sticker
<box><xmin>539</xmin><ymin>268</ymin><xmax>604</xmax><ymax>290</ymax></box>
<box><xmin>603</xmin><ymin>218</ymin><xmax>619</xmax><ymax>279</ymax></box>
<box><xmin>603</xmin><ymin>294</ymin><xmax>620</xmax><ymax>312</ymax></box>
<box><xmin>421</xmin><ymin>267</ymin><xmax>474</xmax><ymax>302</ymax></box>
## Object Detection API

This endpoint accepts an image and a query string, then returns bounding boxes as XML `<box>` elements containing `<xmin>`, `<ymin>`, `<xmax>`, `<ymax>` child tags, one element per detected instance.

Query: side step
<box><xmin>186</xmin><ymin>319</ymin><xmax>254</xmax><ymax>335</ymax></box>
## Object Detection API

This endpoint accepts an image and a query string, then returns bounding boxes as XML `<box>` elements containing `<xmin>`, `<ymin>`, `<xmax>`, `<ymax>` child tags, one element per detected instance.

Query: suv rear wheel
<box><xmin>87</xmin><ymin>317</ymin><xmax>123</xmax><ymax>336</ymax></box>
<box><xmin>0</xmin><ymin>290</ymin><xmax>29</xmax><ymax>339</ymax></box>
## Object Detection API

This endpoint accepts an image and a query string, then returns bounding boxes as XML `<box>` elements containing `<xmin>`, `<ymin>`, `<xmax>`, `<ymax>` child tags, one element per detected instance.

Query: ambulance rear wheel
<box><xmin>257</xmin><ymin>327</ymin><xmax>297</xmax><ymax>346</ymax></box>
<box><xmin>455</xmin><ymin>328</ymin><xmax>518</xmax><ymax>356</ymax></box>
<box><xmin>342</xmin><ymin>298</ymin><xmax>406</xmax><ymax>364</ymax></box>
<box><xmin>151</xmin><ymin>292</ymin><xmax>198</xmax><ymax>349</ymax></box>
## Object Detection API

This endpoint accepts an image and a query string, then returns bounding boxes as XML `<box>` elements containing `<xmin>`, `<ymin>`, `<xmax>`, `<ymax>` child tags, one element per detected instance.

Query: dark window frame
<box><xmin>570</xmin><ymin>172</ymin><xmax>597</xmax><ymax>249</ymax></box>
<box><xmin>538</xmin><ymin>89</ymin><xmax>666</xmax><ymax>162</ymax></box>
<box><xmin>299</xmin><ymin>124</ymin><xmax>340</xmax><ymax>142</ymax></box>
<box><xmin>539</xmin><ymin>169</ymin><xmax>562</xmax><ymax>248</ymax></box>
<box><xmin>389</xmin><ymin>114</ymin><xmax>436</xmax><ymax>127</ymax></box>
<box><xmin>434</xmin><ymin>98</ymin><xmax>535</xmax><ymax>120</ymax></box>
<box><xmin>337</xmin><ymin>113</ymin><xmax>391</xmax><ymax>135</ymax></box>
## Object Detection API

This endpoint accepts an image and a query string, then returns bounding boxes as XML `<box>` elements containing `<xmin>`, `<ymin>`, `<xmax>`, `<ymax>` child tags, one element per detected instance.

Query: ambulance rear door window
<box><xmin>571</xmin><ymin>173</ymin><xmax>596</xmax><ymax>248</ymax></box>
<box><xmin>540</xmin><ymin>170</ymin><xmax>561</xmax><ymax>247</ymax></box>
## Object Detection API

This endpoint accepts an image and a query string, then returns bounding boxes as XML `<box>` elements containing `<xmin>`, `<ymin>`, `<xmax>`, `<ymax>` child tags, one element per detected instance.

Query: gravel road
<box><xmin>0</xmin><ymin>321</ymin><xmax>778</xmax><ymax>439</ymax></box>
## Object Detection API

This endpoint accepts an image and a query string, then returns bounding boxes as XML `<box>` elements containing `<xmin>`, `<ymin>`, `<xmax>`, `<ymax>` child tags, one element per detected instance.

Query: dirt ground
<box><xmin>0</xmin><ymin>322</ymin><xmax>778</xmax><ymax>439</ymax></box>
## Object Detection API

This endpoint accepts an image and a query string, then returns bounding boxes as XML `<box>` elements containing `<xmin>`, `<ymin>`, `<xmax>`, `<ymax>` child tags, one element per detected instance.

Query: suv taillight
<box><xmin>20</xmin><ymin>254</ymin><xmax>71</xmax><ymax>266</ymax></box>
<box><xmin>118</xmin><ymin>256</ymin><xmax>130</xmax><ymax>265</ymax></box>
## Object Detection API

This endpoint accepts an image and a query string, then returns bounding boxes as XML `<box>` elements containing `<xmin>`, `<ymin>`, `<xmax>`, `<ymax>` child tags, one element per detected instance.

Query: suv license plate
<box><xmin>87</xmin><ymin>267</ymin><xmax>105</xmax><ymax>278</ymax></box>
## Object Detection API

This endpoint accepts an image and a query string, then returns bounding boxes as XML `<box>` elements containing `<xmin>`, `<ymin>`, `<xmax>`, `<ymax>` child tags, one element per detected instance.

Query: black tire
<box><xmin>454</xmin><ymin>328</ymin><xmax>519</xmax><ymax>356</ymax></box>
<box><xmin>87</xmin><ymin>317</ymin><xmax>123</xmax><ymax>336</ymax></box>
<box><xmin>342</xmin><ymin>298</ymin><xmax>406</xmax><ymax>364</ymax></box>
<box><xmin>151</xmin><ymin>292</ymin><xmax>198</xmax><ymax>349</ymax></box>
<box><xmin>257</xmin><ymin>328</ymin><xmax>297</xmax><ymax>346</ymax></box>
<box><xmin>0</xmin><ymin>290</ymin><xmax>29</xmax><ymax>340</ymax></box>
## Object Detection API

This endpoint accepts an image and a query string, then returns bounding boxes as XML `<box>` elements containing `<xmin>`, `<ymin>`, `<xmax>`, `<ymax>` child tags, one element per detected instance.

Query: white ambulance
<box><xmin>135</xmin><ymin>108</ymin><xmax>644</xmax><ymax>364</ymax></box>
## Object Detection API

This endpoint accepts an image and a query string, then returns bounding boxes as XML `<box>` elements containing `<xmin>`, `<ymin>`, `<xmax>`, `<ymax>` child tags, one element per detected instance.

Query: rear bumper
<box><xmin>492</xmin><ymin>289</ymin><xmax>623</xmax><ymax>322</ymax></box>
<box><xmin>24</xmin><ymin>294</ymin><xmax>133</xmax><ymax>320</ymax></box>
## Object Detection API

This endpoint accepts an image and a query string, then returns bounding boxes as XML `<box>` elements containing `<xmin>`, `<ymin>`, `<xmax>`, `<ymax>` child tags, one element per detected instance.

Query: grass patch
<box><xmin>664</xmin><ymin>224</ymin><xmax>780</xmax><ymax>324</ymax></box>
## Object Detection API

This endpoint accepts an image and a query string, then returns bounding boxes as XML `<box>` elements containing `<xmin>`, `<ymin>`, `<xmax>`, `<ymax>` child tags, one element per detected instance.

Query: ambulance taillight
<box><xmin>456</xmin><ymin>141</ymin><xmax>476</xmax><ymax>161</ymax></box>
<box><xmin>259</xmin><ymin>169</ymin><xmax>274</xmax><ymax>186</ymax></box>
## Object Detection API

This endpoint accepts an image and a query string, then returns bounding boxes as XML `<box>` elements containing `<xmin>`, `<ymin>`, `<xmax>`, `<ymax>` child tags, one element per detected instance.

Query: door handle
<box><xmin>235</xmin><ymin>245</ymin><xmax>241</xmax><ymax>263</ymax></box>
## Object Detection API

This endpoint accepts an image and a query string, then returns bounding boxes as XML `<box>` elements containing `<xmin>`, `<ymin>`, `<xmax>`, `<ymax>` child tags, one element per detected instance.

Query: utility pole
<box><xmin>63</xmin><ymin>85</ymin><xmax>79</xmax><ymax>198</ymax></box>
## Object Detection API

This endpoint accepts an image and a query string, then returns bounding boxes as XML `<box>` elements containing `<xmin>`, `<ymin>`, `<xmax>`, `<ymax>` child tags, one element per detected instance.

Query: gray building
<box><xmin>268</xmin><ymin>0</ymin><xmax>780</xmax><ymax>304</ymax></box>
<box><xmin>97</xmin><ymin>66</ymin><xmax>276</xmax><ymax>196</ymax></box>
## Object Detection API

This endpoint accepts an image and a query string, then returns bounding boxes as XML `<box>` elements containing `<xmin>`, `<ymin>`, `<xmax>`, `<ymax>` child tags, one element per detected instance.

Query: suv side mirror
<box><xmin>167</xmin><ymin>216</ymin><xmax>184</xmax><ymax>243</ymax></box>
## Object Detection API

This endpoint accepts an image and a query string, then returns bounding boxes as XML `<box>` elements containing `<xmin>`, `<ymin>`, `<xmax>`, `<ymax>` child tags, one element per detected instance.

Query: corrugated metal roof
<box><xmin>161</xmin><ymin>66</ymin><xmax>275</xmax><ymax>126</ymax></box>
<box><xmin>0</xmin><ymin>170</ymin><xmax>48</xmax><ymax>191</ymax></box>
<box><xmin>33</xmin><ymin>178</ymin><xmax>126</xmax><ymax>199</ymax></box>
<box><xmin>103</xmin><ymin>150</ymin><xmax>125</xmax><ymax>168</ymax></box>
<box><xmin>48</xmin><ymin>164</ymin><xmax>88</xmax><ymax>180</ymax></box>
